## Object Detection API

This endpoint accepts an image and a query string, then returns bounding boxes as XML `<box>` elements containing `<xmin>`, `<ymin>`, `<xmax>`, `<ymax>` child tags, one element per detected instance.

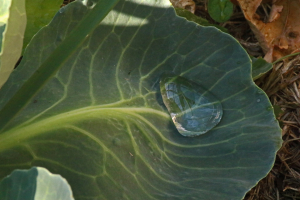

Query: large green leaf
<box><xmin>208</xmin><ymin>0</ymin><xmax>233</xmax><ymax>23</ymax></box>
<box><xmin>251</xmin><ymin>57</ymin><xmax>272</xmax><ymax>80</ymax></box>
<box><xmin>0</xmin><ymin>167</ymin><xmax>74</xmax><ymax>200</ymax></box>
<box><xmin>0</xmin><ymin>0</ymin><xmax>282</xmax><ymax>200</ymax></box>
<box><xmin>0</xmin><ymin>0</ymin><xmax>26</xmax><ymax>88</ymax></box>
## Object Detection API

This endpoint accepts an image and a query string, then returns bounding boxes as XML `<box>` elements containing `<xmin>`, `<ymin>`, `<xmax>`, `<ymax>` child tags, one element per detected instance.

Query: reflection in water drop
<box><xmin>160</xmin><ymin>73</ymin><xmax>223</xmax><ymax>137</ymax></box>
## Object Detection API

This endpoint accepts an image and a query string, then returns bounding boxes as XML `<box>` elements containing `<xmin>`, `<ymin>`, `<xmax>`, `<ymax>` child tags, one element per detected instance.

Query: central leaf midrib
<box><xmin>0</xmin><ymin>106</ymin><xmax>169</xmax><ymax>152</ymax></box>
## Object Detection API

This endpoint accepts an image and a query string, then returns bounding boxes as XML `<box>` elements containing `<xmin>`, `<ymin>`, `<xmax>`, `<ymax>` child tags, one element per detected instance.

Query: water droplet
<box><xmin>160</xmin><ymin>73</ymin><xmax>223</xmax><ymax>137</ymax></box>
<box><xmin>257</xmin><ymin>99</ymin><xmax>261</xmax><ymax>102</ymax></box>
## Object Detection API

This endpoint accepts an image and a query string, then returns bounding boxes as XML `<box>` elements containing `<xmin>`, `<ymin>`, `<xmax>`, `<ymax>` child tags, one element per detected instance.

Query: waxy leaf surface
<box><xmin>0</xmin><ymin>0</ymin><xmax>282</xmax><ymax>199</ymax></box>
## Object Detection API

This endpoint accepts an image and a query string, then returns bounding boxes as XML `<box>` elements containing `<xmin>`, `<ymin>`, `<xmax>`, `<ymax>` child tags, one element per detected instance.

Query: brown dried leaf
<box><xmin>170</xmin><ymin>0</ymin><xmax>196</xmax><ymax>13</ymax></box>
<box><xmin>237</xmin><ymin>0</ymin><xmax>300</xmax><ymax>62</ymax></box>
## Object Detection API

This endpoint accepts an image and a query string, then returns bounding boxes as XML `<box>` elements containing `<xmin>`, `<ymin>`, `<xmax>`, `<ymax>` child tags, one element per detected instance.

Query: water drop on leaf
<box><xmin>160</xmin><ymin>73</ymin><xmax>223</xmax><ymax>137</ymax></box>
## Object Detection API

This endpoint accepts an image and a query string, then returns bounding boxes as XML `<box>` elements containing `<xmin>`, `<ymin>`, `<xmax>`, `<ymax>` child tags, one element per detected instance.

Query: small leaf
<box><xmin>208</xmin><ymin>0</ymin><xmax>234</xmax><ymax>23</ymax></box>
<box><xmin>175</xmin><ymin>7</ymin><xmax>228</xmax><ymax>32</ymax></box>
<box><xmin>0</xmin><ymin>167</ymin><xmax>74</xmax><ymax>200</ymax></box>
<box><xmin>251</xmin><ymin>57</ymin><xmax>273</xmax><ymax>80</ymax></box>
<box><xmin>273</xmin><ymin>105</ymin><xmax>283</xmax><ymax>118</ymax></box>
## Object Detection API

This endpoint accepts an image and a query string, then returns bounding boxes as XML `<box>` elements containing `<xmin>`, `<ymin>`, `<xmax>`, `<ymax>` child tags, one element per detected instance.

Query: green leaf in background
<box><xmin>0</xmin><ymin>167</ymin><xmax>74</xmax><ymax>200</ymax></box>
<box><xmin>0</xmin><ymin>0</ymin><xmax>26</xmax><ymax>89</ymax></box>
<box><xmin>251</xmin><ymin>57</ymin><xmax>273</xmax><ymax>80</ymax></box>
<box><xmin>208</xmin><ymin>0</ymin><xmax>234</xmax><ymax>23</ymax></box>
<box><xmin>0</xmin><ymin>0</ymin><xmax>282</xmax><ymax>200</ymax></box>
<box><xmin>0</xmin><ymin>0</ymin><xmax>11</xmax><ymax>53</ymax></box>
<box><xmin>23</xmin><ymin>0</ymin><xmax>62</xmax><ymax>51</ymax></box>
<box><xmin>175</xmin><ymin>7</ymin><xmax>228</xmax><ymax>33</ymax></box>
